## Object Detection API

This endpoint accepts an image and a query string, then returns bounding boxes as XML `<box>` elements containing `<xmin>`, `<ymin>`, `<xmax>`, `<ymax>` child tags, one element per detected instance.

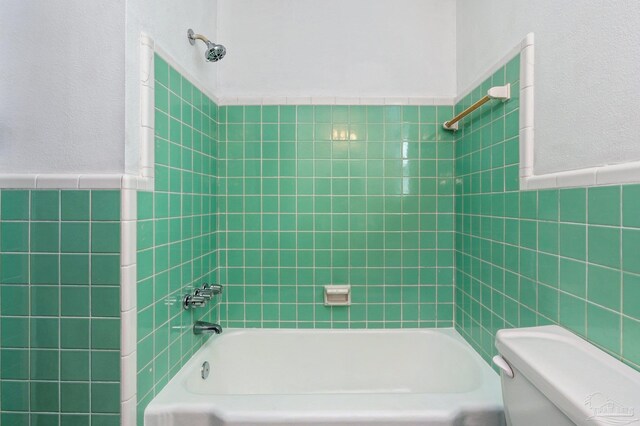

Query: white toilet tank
<box><xmin>494</xmin><ymin>325</ymin><xmax>640</xmax><ymax>426</ymax></box>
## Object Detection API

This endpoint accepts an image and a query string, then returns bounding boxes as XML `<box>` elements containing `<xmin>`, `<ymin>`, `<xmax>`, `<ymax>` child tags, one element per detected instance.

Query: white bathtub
<box><xmin>145</xmin><ymin>328</ymin><xmax>504</xmax><ymax>426</ymax></box>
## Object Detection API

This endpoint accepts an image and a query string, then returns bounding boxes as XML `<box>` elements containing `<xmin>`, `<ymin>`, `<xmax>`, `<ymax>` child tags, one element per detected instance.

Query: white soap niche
<box><xmin>324</xmin><ymin>285</ymin><xmax>351</xmax><ymax>306</ymax></box>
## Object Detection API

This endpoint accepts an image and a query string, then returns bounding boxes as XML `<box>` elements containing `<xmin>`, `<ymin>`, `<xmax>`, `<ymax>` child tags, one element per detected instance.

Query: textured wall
<box><xmin>218</xmin><ymin>104</ymin><xmax>455</xmax><ymax>328</ymax></box>
<box><xmin>456</xmin><ymin>0</ymin><xmax>640</xmax><ymax>175</ymax></box>
<box><xmin>1</xmin><ymin>1</ymin><xmax>126</xmax><ymax>174</ymax></box>
<box><xmin>216</xmin><ymin>0</ymin><xmax>456</xmax><ymax>99</ymax></box>
<box><xmin>453</xmin><ymin>55</ymin><xmax>640</xmax><ymax>371</ymax></box>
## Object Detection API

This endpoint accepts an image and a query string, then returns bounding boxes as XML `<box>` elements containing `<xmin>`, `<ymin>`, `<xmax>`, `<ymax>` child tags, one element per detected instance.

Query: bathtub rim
<box><xmin>145</xmin><ymin>327</ymin><xmax>504</xmax><ymax>424</ymax></box>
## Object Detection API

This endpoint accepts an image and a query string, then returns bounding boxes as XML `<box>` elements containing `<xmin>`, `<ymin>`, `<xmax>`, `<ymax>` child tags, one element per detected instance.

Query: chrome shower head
<box><xmin>204</xmin><ymin>41</ymin><xmax>226</xmax><ymax>62</ymax></box>
<box><xmin>187</xmin><ymin>29</ymin><xmax>226</xmax><ymax>62</ymax></box>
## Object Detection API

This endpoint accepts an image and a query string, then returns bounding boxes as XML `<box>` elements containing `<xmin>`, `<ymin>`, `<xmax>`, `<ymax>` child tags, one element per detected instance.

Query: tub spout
<box><xmin>193</xmin><ymin>321</ymin><xmax>223</xmax><ymax>335</ymax></box>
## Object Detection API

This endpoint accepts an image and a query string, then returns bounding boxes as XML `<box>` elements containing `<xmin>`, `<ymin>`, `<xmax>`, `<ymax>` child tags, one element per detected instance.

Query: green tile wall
<box><xmin>0</xmin><ymin>189</ymin><xmax>121</xmax><ymax>426</ymax></box>
<box><xmin>453</xmin><ymin>54</ymin><xmax>640</xmax><ymax>371</ymax></box>
<box><xmin>135</xmin><ymin>54</ymin><xmax>219</xmax><ymax>422</ymax></box>
<box><xmin>218</xmin><ymin>104</ymin><xmax>455</xmax><ymax>328</ymax></box>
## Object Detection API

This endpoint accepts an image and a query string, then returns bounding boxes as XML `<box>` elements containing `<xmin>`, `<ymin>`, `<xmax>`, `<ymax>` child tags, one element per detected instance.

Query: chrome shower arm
<box><xmin>187</xmin><ymin>29</ymin><xmax>210</xmax><ymax>45</ymax></box>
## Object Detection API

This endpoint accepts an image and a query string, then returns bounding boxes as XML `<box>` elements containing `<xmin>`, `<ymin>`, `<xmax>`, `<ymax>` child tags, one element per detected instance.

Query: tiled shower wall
<box><xmin>454</xmin><ymin>55</ymin><xmax>640</xmax><ymax>370</ymax></box>
<box><xmin>218</xmin><ymin>104</ymin><xmax>456</xmax><ymax>328</ymax></box>
<box><xmin>0</xmin><ymin>190</ymin><xmax>121</xmax><ymax>425</ymax></box>
<box><xmin>135</xmin><ymin>54</ymin><xmax>220</xmax><ymax>422</ymax></box>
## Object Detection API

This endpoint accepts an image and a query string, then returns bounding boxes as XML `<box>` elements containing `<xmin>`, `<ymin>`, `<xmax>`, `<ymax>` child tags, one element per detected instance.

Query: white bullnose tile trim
<box><xmin>596</xmin><ymin>161</ymin><xmax>640</xmax><ymax>185</ymax></box>
<box><xmin>139</xmin><ymin>33</ymin><xmax>156</xmax><ymax>187</ymax></box>
<box><xmin>121</xmin><ymin>396</ymin><xmax>137</xmax><ymax>426</ymax></box>
<box><xmin>522</xmin><ymin>161</ymin><xmax>640</xmax><ymax>190</ymax></box>
<box><xmin>120</xmin><ymin>183</ymin><xmax>138</xmax><ymax>426</ymax></box>
<box><xmin>121</xmin><ymin>351</ymin><xmax>137</xmax><ymax>401</ymax></box>
<box><xmin>0</xmin><ymin>174</ymin><xmax>37</xmax><ymax>188</ymax></box>
<box><xmin>0</xmin><ymin>173</ymin><xmax>151</xmax><ymax>190</ymax></box>
<box><xmin>215</xmin><ymin>95</ymin><xmax>456</xmax><ymax>106</ymax></box>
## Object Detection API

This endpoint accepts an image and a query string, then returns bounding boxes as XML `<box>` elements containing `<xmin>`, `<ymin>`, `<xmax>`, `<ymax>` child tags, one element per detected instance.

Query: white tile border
<box><xmin>0</xmin><ymin>173</ymin><xmax>154</xmax><ymax>190</ymax></box>
<box><xmin>458</xmin><ymin>32</ymin><xmax>640</xmax><ymax>190</ymax></box>
<box><xmin>513</xmin><ymin>33</ymin><xmax>640</xmax><ymax>189</ymax></box>
<box><xmin>120</xmin><ymin>190</ymin><xmax>138</xmax><ymax>425</ymax></box>
<box><xmin>215</xmin><ymin>95</ymin><xmax>456</xmax><ymax>106</ymax></box>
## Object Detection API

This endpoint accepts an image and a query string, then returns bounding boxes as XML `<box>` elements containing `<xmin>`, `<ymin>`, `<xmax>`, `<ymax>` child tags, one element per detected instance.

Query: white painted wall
<box><xmin>456</xmin><ymin>0</ymin><xmax>640</xmax><ymax>175</ymax></box>
<box><xmin>125</xmin><ymin>0</ymin><xmax>218</xmax><ymax>174</ymax></box>
<box><xmin>0</xmin><ymin>1</ymin><xmax>126</xmax><ymax>174</ymax></box>
<box><xmin>216</xmin><ymin>0</ymin><xmax>457</xmax><ymax>100</ymax></box>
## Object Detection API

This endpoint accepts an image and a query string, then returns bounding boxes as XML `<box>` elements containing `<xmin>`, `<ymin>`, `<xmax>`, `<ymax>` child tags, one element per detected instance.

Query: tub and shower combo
<box><xmin>145</xmin><ymin>328</ymin><xmax>504</xmax><ymax>426</ymax></box>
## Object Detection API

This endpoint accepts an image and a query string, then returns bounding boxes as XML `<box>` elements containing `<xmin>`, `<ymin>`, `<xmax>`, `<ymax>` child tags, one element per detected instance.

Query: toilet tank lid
<box><xmin>496</xmin><ymin>325</ymin><xmax>640</xmax><ymax>425</ymax></box>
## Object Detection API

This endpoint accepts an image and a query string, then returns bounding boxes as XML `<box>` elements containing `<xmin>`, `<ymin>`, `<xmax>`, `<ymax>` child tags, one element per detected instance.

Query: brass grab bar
<box><xmin>443</xmin><ymin>84</ymin><xmax>511</xmax><ymax>131</ymax></box>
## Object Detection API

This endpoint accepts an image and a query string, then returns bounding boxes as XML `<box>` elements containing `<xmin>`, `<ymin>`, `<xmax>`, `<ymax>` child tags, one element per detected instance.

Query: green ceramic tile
<box><xmin>1</xmin><ymin>317</ymin><xmax>29</xmax><ymax>347</ymax></box>
<box><xmin>559</xmin><ymin>293</ymin><xmax>586</xmax><ymax>336</ymax></box>
<box><xmin>30</xmin><ymin>222</ymin><xmax>59</xmax><ymax>252</ymax></box>
<box><xmin>60</xmin><ymin>318</ymin><xmax>89</xmax><ymax>349</ymax></box>
<box><xmin>538</xmin><ymin>222</ymin><xmax>558</xmax><ymax>254</ymax></box>
<box><xmin>31</xmin><ymin>191</ymin><xmax>59</xmax><ymax>220</ymax></box>
<box><xmin>623</xmin><ymin>273</ymin><xmax>640</xmax><ymax>320</ymax></box>
<box><xmin>91</xmin><ymin>351</ymin><xmax>120</xmax><ymax>381</ymax></box>
<box><xmin>30</xmin><ymin>318</ymin><xmax>59</xmax><ymax>348</ymax></box>
<box><xmin>91</xmin><ymin>223</ymin><xmax>120</xmax><ymax>253</ymax></box>
<box><xmin>623</xmin><ymin>229</ymin><xmax>640</xmax><ymax>275</ymax></box>
<box><xmin>1</xmin><ymin>191</ymin><xmax>30</xmax><ymax>220</ymax></box>
<box><xmin>61</xmin><ymin>222</ymin><xmax>90</xmax><ymax>253</ymax></box>
<box><xmin>1</xmin><ymin>222</ymin><xmax>29</xmax><ymax>252</ymax></box>
<box><xmin>91</xmin><ymin>254</ymin><xmax>120</xmax><ymax>285</ymax></box>
<box><xmin>623</xmin><ymin>318</ymin><xmax>640</xmax><ymax>365</ymax></box>
<box><xmin>559</xmin><ymin>224</ymin><xmax>586</xmax><ymax>260</ymax></box>
<box><xmin>91</xmin><ymin>319</ymin><xmax>120</xmax><ymax>350</ymax></box>
<box><xmin>60</xmin><ymin>350</ymin><xmax>90</xmax><ymax>381</ymax></box>
<box><xmin>538</xmin><ymin>190</ymin><xmax>558</xmax><ymax>221</ymax></box>
<box><xmin>61</xmin><ymin>383</ymin><xmax>90</xmax><ymax>413</ymax></box>
<box><xmin>588</xmin><ymin>226</ymin><xmax>620</xmax><ymax>268</ymax></box>
<box><xmin>1</xmin><ymin>349</ymin><xmax>29</xmax><ymax>379</ymax></box>
<box><xmin>586</xmin><ymin>303</ymin><xmax>620</xmax><ymax>353</ymax></box>
<box><xmin>60</xmin><ymin>254</ymin><xmax>90</xmax><ymax>285</ymax></box>
<box><xmin>622</xmin><ymin>184</ymin><xmax>640</xmax><ymax>228</ymax></box>
<box><xmin>588</xmin><ymin>186</ymin><xmax>620</xmax><ymax>226</ymax></box>
<box><xmin>559</xmin><ymin>188</ymin><xmax>586</xmax><ymax>223</ymax></box>
<box><xmin>91</xmin><ymin>383</ymin><xmax>120</xmax><ymax>413</ymax></box>
<box><xmin>538</xmin><ymin>284</ymin><xmax>558</xmax><ymax>322</ymax></box>
<box><xmin>1</xmin><ymin>381</ymin><xmax>29</xmax><ymax>411</ymax></box>
<box><xmin>91</xmin><ymin>287</ymin><xmax>120</xmax><ymax>317</ymax></box>
<box><xmin>559</xmin><ymin>257</ymin><xmax>586</xmax><ymax>298</ymax></box>
<box><xmin>1</xmin><ymin>254</ymin><xmax>29</xmax><ymax>284</ymax></box>
<box><xmin>154</xmin><ymin>54</ymin><xmax>169</xmax><ymax>86</ymax></box>
<box><xmin>1</xmin><ymin>285</ymin><xmax>29</xmax><ymax>316</ymax></box>
<box><xmin>30</xmin><ymin>349</ymin><xmax>59</xmax><ymax>380</ymax></box>
<box><xmin>92</xmin><ymin>191</ymin><xmax>121</xmax><ymax>221</ymax></box>
<box><xmin>30</xmin><ymin>254</ymin><xmax>59</xmax><ymax>284</ymax></box>
<box><xmin>61</xmin><ymin>191</ymin><xmax>90</xmax><ymax>221</ymax></box>
<box><xmin>30</xmin><ymin>381</ymin><xmax>59</xmax><ymax>412</ymax></box>
<box><xmin>587</xmin><ymin>264</ymin><xmax>620</xmax><ymax>310</ymax></box>
<box><xmin>2</xmin><ymin>413</ymin><xmax>29</xmax><ymax>425</ymax></box>
<box><xmin>520</xmin><ymin>191</ymin><xmax>537</xmax><ymax>219</ymax></box>
<box><xmin>31</xmin><ymin>286</ymin><xmax>59</xmax><ymax>316</ymax></box>
<box><xmin>61</xmin><ymin>286</ymin><xmax>90</xmax><ymax>316</ymax></box>
<box><xmin>169</xmin><ymin>66</ymin><xmax>181</xmax><ymax>96</ymax></box>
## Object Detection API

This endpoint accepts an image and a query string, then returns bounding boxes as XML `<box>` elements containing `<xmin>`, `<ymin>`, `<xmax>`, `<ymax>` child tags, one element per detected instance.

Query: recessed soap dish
<box><xmin>324</xmin><ymin>285</ymin><xmax>351</xmax><ymax>306</ymax></box>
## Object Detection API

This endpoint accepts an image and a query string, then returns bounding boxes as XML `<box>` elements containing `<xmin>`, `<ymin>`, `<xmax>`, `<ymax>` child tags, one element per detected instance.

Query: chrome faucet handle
<box><xmin>194</xmin><ymin>283</ymin><xmax>223</xmax><ymax>300</ymax></box>
<box><xmin>183</xmin><ymin>294</ymin><xmax>207</xmax><ymax>309</ymax></box>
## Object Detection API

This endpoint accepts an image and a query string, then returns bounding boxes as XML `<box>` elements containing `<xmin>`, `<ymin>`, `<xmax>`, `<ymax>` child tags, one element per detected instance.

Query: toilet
<box><xmin>494</xmin><ymin>325</ymin><xmax>640</xmax><ymax>426</ymax></box>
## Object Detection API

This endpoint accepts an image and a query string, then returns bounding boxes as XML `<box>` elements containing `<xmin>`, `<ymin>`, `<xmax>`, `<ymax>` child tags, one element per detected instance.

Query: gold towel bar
<box><xmin>443</xmin><ymin>84</ymin><xmax>511</xmax><ymax>131</ymax></box>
